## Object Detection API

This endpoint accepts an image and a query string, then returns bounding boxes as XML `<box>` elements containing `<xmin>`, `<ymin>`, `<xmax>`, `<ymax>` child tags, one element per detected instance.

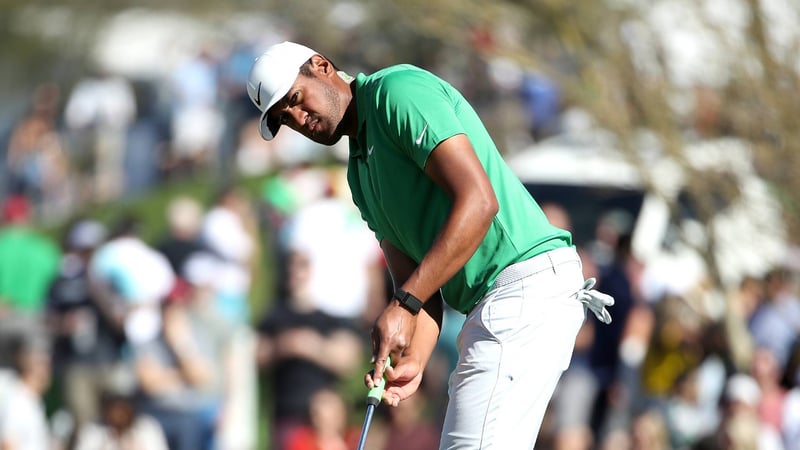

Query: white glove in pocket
<box><xmin>577</xmin><ymin>278</ymin><xmax>615</xmax><ymax>324</ymax></box>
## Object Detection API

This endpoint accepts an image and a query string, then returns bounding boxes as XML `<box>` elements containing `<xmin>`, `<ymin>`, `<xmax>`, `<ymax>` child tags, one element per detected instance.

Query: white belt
<box><xmin>492</xmin><ymin>246</ymin><xmax>579</xmax><ymax>289</ymax></box>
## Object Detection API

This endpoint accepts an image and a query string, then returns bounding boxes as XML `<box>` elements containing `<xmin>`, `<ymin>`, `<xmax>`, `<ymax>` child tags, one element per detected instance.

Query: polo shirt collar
<box><xmin>350</xmin><ymin>73</ymin><xmax>369</xmax><ymax>159</ymax></box>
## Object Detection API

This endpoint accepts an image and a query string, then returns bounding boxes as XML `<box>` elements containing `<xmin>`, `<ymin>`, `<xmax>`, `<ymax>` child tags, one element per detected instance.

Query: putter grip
<box><xmin>366</xmin><ymin>356</ymin><xmax>391</xmax><ymax>406</ymax></box>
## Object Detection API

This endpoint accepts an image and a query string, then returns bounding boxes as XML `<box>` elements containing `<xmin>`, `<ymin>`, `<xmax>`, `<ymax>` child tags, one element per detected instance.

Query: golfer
<box><xmin>247</xmin><ymin>41</ymin><xmax>614</xmax><ymax>449</ymax></box>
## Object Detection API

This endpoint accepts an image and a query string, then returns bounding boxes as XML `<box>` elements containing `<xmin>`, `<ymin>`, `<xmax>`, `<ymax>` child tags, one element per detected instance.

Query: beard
<box><xmin>309</xmin><ymin>80</ymin><xmax>345</xmax><ymax>146</ymax></box>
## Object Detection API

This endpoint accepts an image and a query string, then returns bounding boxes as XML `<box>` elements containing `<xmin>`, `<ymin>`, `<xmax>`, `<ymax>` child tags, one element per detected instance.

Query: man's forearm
<box><xmin>404</xmin><ymin>294</ymin><xmax>443</xmax><ymax>366</ymax></box>
<box><xmin>380</xmin><ymin>238</ymin><xmax>444</xmax><ymax>364</ymax></box>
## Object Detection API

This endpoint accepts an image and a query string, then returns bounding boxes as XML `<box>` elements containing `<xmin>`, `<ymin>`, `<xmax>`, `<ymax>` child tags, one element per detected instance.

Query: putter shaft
<box><xmin>356</xmin><ymin>403</ymin><xmax>376</xmax><ymax>450</ymax></box>
<box><xmin>357</xmin><ymin>357</ymin><xmax>390</xmax><ymax>450</ymax></box>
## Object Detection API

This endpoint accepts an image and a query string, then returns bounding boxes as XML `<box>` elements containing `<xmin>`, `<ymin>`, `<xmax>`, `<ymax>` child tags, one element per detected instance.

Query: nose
<box><xmin>285</xmin><ymin>106</ymin><xmax>307</xmax><ymax>129</ymax></box>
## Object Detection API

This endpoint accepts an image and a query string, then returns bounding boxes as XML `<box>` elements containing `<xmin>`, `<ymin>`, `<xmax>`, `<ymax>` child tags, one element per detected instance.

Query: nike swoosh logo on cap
<box><xmin>255</xmin><ymin>82</ymin><xmax>262</xmax><ymax>107</ymax></box>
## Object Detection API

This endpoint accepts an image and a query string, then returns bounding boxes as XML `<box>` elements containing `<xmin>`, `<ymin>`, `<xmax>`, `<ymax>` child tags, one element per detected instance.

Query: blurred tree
<box><xmin>496</xmin><ymin>0</ymin><xmax>800</xmax><ymax>289</ymax></box>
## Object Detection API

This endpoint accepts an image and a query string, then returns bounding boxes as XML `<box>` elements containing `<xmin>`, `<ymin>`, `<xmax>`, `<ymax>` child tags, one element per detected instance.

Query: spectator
<box><xmin>724</xmin><ymin>275</ymin><xmax>763</xmax><ymax>372</ymax></box>
<box><xmin>707</xmin><ymin>374</ymin><xmax>785</xmax><ymax>450</ymax></box>
<box><xmin>0</xmin><ymin>194</ymin><xmax>60</xmax><ymax>366</ymax></box>
<box><xmin>63</xmin><ymin>70</ymin><xmax>136</xmax><ymax>203</ymax></box>
<box><xmin>630</xmin><ymin>408</ymin><xmax>670</xmax><ymax>450</ymax></box>
<box><xmin>182</xmin><ymin>190</ymin><xmax>261</xmax><ymax>450</ymax></box>
<box><xmin>748</xmin><ymin>267</ymin><xmax>800</xmax><ymax>369</ymax></box>
<box><xmin>168</xmin><ymin>47</ymin><xmax>222</xmax><ymax>176</ymax></box>
<box><xmin>590</xmin><ymin>234</ymin><xmax>642</xmax><ymax>438</ymax></box>
<box><xmin>72</xmin><ymin>378</ymin><xmax>169</xmax><ymax>450</ymax></box>
<box><xmin>588</xmin><ymin>209</ymin><xmax>633</xmax><ymax>274</ymax></box>
<box><xmin>157</xmin><ymin>196</ymin><xmax>208</xmax><ymax>277</ymax></box>
<box><xmin>131</xmin><ymin>287</ymin><xmax>224</xmax><ymax>450</ymax></box>
<box><xmin>217</xmin><ymin>41</ymin><xmax>259</xmax><ymax>184</ymax></box>
<box><xmin>5</xmin><ymin>83</ymin><xmax>74</xmax><ymax>223</ymax></box>
<box><xmin>382</xmin><ymin>391</ymin><xmax>440</xmax><ymax>450</ymax></box>
<box><xmin>256</xmin><ymin>250</ymin><xmax>364</xmax><ymax>450</ymax></box>
<box><xmin>200</xmin><ymin>186</ymin><xmax>256</xmax><ymax>325</ymax></box>
<box><xmin>182</xmin><ymin>252</ymin><xmax>258</xmax><ymax>450</ymax></box>
<box><xmin>88</xmin><ymin>215</ymin><xmax>175</xmax><ymax>346</ymax></box>
<box><xmin>0</xmin><ymin>336</ymin><xmax>52</xmax><ymax>450</ymax></box>
<box><xmin>261</xmin><ymin>166</ymin><xmax>333</xmax><ymax>293</ymax></box>
<box><xmin>751</xmin><ymin>346</ymin><xmax>788</xmax><ymax>433</ymax></box>
<box><xmin>551</xmin><ymin>355</ymin><xmax>597</xmax><ymax>450</ymax></box>
<box><xmin>663</xmin><ymin>367</ymin><xmax>720</xmax><ymax>448</ymax></box>
<box><xmin>640</xmin><ymin>293</ymin><xmax>705</xmax><ymax>397</ymax></box>
<box><xmin>46</xmin><ymin>219</ymin><xmax>129</xmax><ymax>432</ymax></box>
<box><xmin>284</xmin><ymin>388</ymin><xmax>360</xmax><ymax>450</ymax></box>
<box><xmin>519</xmin><ymin>72</ymin><xmax>563</xmax><ymax>141</ymax></box>
<box><xmin>123</xmin><ymin>79</ymin><xmax>167</xmax><ymax>198</ymax></box>
<box><xmin>281</xmin><ymin>179</ymin><xmax>385</xmax><ymax>328</ymax></box>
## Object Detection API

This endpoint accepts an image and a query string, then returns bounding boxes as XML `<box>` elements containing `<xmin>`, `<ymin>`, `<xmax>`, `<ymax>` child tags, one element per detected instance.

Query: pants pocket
<box><xmin>481</xmin><ymin>286</ymin><xmax>525</xmax><ymax>343</ymax></box>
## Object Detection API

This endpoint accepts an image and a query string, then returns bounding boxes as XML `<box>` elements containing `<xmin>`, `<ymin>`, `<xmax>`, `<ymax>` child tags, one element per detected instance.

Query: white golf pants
<box><xmin>440</xmin><ymin>246</ymin><xmax>587</xmax><ymax>450</ymax></box>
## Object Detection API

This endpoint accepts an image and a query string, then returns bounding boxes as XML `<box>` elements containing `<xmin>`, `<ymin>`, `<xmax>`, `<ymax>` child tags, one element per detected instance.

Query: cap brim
<box><xmin>259</xmin><ymin>108</ymin><xmax>280</xmax><ymax>141</ymax></box>
<box><xmin>258</xmin><ymin>76</ymin><xmax>298</xmax><ymax>141</ymax></box>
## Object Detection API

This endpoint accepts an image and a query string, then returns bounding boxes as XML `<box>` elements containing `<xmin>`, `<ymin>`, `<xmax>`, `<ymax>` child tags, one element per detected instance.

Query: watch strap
<box><xmin>394</xmin><ymin>289</ymin><xmax>423</xmax><ymax>315</ymax></box>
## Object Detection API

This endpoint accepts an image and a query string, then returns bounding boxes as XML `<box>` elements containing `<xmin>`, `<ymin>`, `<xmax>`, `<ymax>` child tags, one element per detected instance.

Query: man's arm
<box><xmin>381</xmin><ymin>238</ymin><xmax>444</xmax><ymax>351</ymax></box>
<box><xmin>369</xmin><ymin>239</ymin><xmax>443</xmax><ymax>405</ymax></box>
<box><xmin>372</xmin><ymin>133</ymin><xmax>497</xmax><ymax>379</ymax></box>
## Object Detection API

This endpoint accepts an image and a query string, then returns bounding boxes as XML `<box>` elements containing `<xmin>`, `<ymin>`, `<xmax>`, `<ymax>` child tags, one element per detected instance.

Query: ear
<box><xmin>310</xmin><ymin>54</ymin><xmax>335</xmax><ymax>77</ymax></box>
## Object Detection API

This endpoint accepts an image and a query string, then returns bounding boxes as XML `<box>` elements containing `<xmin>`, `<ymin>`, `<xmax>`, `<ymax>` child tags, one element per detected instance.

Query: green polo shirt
<box><xmin>0</xmin><ymin>226</ymin><xmax>60</xmax><ymax>312</ymax></box>
<box><xmin>347</xmin><ymin>65</ymin><xmax>571</xmax><ymax>313</ymax></box>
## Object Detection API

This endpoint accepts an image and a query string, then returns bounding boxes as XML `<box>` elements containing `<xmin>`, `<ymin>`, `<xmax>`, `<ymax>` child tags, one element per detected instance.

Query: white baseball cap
<box><xmin>247</xmin><ymin>41</ymin><xmax>317</xmax><ymax>140</ymax></box>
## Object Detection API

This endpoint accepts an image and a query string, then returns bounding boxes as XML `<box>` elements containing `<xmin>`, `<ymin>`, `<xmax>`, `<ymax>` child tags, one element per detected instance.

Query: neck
<box><xmin>341</xmin><ymin>80</ymin><xmax>358</xmax><ymax>139</ymax></box>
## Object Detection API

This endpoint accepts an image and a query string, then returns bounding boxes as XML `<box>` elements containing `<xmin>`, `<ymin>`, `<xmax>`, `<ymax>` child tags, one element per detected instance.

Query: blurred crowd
<box><xmin>537</xmin><ymin>204</ymin><xmax>800</xmax><ymax>450</ymax></box>
<box><xmin>0</xmin><ymin>30</ymin><xmax>564</xmax><ymax>228</ymax></box>
<box><xmin>3</xmin><ymin>164</ymin><xmax>800</xmax><ymax>450</ymax></box>
<box><xmin>0</xmin><ymin>25</ymin><xmax>798</xmax><ymax>450</ymax></box>
<box><xmin>0</xmin><ymin>182</ymin><xmax>262</xmax><ymax>450</ymax></box>
<box><xmin>0</xmin><ymin>41</ymin><xmax>263</xmax><ymax>226</ymax></box>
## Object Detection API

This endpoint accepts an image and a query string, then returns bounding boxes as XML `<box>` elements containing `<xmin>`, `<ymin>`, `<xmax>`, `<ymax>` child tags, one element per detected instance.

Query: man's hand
<box><xmin>369</xmin><ymin>302</ymin><xmax>418</xmax><ymax>382</ymax></box>
<box><xmin>364</xmin><ymin>355</ymin><xmax>424</xmax><ymax>407</ymax></box>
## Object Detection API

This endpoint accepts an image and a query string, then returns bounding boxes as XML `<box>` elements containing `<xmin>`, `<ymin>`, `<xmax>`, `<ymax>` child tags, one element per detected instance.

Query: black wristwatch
<box><xmin>394</xmin><ymin>289</ymin><xmax>424</xmax><ymax>315</ymax></box>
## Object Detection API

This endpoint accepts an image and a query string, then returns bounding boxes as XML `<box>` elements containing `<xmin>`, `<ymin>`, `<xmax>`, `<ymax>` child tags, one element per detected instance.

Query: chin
<box><xmin>315</xmin><ymin>132</ymin><xmax>343</xmax><ymax>146</ymax></box>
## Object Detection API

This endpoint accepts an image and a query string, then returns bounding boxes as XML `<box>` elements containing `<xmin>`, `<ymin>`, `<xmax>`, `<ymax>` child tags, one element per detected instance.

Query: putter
<box><xmin>356</xmin><ymin>357</ymin><xmax>390</xmax><ymax>450</ymax></box>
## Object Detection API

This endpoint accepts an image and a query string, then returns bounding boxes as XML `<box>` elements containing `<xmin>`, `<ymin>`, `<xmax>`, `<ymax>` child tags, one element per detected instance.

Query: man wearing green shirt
<box><xmin>0</xmin><ymin>194</ymin><xmax>60</xmax><ymax>368</ymax></box>
<box><xmin>246</xmin><ymin>41</ymin><xmax>614</xmax><ymax>449</ymax></box>
<box><xmin>0</xmin><ymin>195</ymin><xmax>60</xmax><ymax>314</ymax></box>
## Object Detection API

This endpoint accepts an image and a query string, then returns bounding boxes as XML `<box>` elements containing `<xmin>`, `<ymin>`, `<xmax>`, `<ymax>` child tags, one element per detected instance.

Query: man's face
<box><xmin>267</xmin><ymin>61</ymin><xmax>345</xmax><ymax>146</ymax></box>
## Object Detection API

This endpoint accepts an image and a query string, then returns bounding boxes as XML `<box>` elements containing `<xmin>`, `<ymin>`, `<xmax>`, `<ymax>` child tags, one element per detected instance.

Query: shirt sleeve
<box><xmin>377</xmin><ymin>69</ymin><xmax>466</xmax><ymax>169</ymax></box>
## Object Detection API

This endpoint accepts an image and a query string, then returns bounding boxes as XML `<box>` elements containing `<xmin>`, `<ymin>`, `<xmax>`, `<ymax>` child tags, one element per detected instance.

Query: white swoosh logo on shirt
<box><xmin>415</xmin><ymin>124</ymin><xmax>428</xmax><ymax>145</ymax></box>
<box><xmin>367</xmin><ymin>145</ymin><xmax>374</xmax><ymax>156</ymax></box>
